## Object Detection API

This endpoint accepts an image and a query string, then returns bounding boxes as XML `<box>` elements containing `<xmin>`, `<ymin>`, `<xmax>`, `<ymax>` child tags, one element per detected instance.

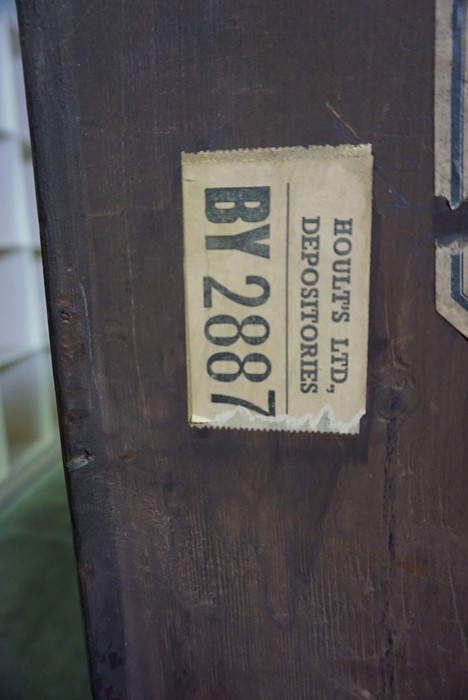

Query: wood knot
<box><xmin>374</xmin><ymin>385</ymin><xmax>409</xmax><ymax>422</ymax></box>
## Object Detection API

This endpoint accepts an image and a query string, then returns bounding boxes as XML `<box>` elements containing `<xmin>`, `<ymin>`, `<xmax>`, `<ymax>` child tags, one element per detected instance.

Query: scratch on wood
<box><xmin>119</xmin><ymin>0</ymin><xmax>148</xmax><ymax>419</ymax></box>
<box><xmin>87</xmin><ymin>206</ymin><xmax>125</xmax><ymax>220</ymax></box>
<box><xmin>63</xmin><ymin>1</ymin><xmax>96</xmax><ymax>47</ymax></box>
<box><xmin>67</xmin><ymin>450</ymin><xmax>95</xmax><ymax>472</ymax></box>
<box><xmin>390</xmin><ymin>333</ymin><xmax>416</xmax><ymax>347</ymax></box>
<box><xmin>325</xmin><ymin>102</ymin><xmax>363</xmax><ymax>142</ymax></box>
<box><xmin>448</xmin><ymin>558</ymin><xmax>468</xmax><ymax>655</ymax></box>
<box><xmin>79</xmin><ymin>282</ymin><xmax>102</xmax><ymax>401</ymax></box>
<box><xmin>331</xmin><ymin>539</ymin><xmax>449</xmax><ymax>586</ymax></box>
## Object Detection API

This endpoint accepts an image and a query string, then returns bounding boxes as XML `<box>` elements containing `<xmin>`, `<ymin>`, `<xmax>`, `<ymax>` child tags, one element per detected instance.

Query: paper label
<box><xmin>182</xmin><ymin>145</ymin><xmax>373</xmax><ymax>433</ymax></box>
<box><xmin>436</xmin><ymin>236</ymin><xmax>468</xmax><ymax>338</ymax></box>
<box><xmin>435</xmin><ymin>0</ymin><xmax>468</xmax><ymax>208</ymax></box>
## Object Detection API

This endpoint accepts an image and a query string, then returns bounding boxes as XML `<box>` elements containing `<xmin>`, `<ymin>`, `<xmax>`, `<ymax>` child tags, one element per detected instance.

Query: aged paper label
<box><xmin>435</xmin><ymin>0</ymin><xmax>468</xmax><ymax>208</ymax></box>
<box><xmin>436</xmin><ymin>236</ymin><xmax>468</xmax><ymax>338</ymax></box>
<box><xmin>182</xmin><ymin>145</ymin><xmax>373</xmax><ymax>433</ymax></box>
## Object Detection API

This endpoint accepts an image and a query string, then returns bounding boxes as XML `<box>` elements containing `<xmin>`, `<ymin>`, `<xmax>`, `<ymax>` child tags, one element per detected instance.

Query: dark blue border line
<box><xmin>451</xmin><ymin>0</ymin><xmax>467</xmax><ymax>207</ymax></box>
<box><xmin>451</xmin><ymin>251</ymin><xmax>468</xmax><ymax>309</ymax></box>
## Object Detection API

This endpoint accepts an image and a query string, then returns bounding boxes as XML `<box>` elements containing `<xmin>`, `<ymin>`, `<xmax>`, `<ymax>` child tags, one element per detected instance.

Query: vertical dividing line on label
<box><xmin>451</xmin><ymin>0</ymin><xmax>466</xmax><ymax>207</ymax></box>
<box><xmin>285</xmin><ymin>183</ymin><xmax>290</xmax><ymax>414</ymax></box>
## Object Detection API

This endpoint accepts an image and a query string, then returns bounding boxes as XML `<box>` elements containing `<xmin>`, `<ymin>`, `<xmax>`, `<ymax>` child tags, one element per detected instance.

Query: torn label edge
<box><xmin>190</xmin><ymin>406</ymin><xmax>365</xmax><ymax>435</ymax></box>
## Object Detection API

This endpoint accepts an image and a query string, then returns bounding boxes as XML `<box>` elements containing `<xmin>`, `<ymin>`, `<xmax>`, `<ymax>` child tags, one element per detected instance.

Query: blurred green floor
<box><xmin>0</xmin><ymin>463</ymin><xmax>92</xmax><ymax>699</ymax></box>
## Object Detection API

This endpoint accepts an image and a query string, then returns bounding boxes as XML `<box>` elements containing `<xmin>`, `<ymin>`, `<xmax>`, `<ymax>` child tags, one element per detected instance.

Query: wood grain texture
<box><xmin>17</xmin><ymin>1</ymin><xmax>468</xmax><ymax>698</ymax></box>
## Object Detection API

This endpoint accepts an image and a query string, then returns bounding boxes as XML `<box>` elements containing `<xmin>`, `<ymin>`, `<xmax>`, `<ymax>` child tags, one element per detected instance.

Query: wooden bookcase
<box><xmin>17</xmin><ymin>1</ymin><xmax>468</xmax><ymax>698</ymax></box>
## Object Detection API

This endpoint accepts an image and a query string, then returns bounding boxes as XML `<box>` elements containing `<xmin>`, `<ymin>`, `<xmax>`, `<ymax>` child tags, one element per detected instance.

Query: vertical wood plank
<box><xmin>18</xmin><ymin>1</ymin><xmax>468</xmax><ymax>698</ymax></box>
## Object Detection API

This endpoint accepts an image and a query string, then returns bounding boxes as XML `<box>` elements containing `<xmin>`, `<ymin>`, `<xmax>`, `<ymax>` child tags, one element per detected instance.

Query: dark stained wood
<box><xmin>17</xmin><ymin>1</ymin><xmax>468</xmax><ymax>697</ymax></box>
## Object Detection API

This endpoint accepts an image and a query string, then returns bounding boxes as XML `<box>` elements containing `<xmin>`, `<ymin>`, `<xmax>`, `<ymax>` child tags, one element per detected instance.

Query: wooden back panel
<box><xmin>18</xmin><ymin>1</ymin><xmax>468</xmax><ymax>697</ymax></box>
